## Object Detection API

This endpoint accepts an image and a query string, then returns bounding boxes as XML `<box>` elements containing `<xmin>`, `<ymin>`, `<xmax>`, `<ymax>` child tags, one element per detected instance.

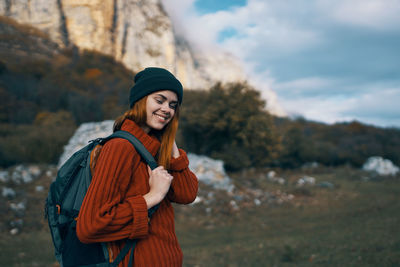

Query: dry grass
<box><xmin>0</xmin><ymin>166</ymin><xmax>399</xmax><ymax>266</ymax></box>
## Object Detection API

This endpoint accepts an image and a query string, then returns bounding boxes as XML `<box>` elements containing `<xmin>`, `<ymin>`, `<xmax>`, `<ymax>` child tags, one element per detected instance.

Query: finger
<box><xmin>152</xmin><ymin>166</ymin><xmax>163</xmax><ymax>172</ymax></box>
<box><xmin>147</xmin><ymin>165</ymin><xmax>152</xmax><ymax>175</ymax></box>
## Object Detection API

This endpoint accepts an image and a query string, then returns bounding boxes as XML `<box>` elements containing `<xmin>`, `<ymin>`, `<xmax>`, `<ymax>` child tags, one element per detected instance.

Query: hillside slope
<box><xmin>0</xmin><ymin>0</ymin><xmax>246</xmax><ymax>89</ymax></box>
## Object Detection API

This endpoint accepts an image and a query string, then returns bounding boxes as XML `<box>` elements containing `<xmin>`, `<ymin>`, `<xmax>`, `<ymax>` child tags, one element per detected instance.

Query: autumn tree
<box><xmin>179</xmin><ymin>83</ymin><xmax>281</xmax><ymax>170</ymax></box>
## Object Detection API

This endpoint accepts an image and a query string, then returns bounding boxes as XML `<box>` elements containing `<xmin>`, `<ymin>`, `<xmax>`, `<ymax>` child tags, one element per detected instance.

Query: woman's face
<box><xmin>143</xmin><ymin>90</ymin><xmax>178</xmax><ymax>132</ymax></box>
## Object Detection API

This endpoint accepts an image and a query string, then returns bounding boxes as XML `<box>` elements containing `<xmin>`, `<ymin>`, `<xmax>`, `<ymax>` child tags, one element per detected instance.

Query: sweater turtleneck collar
<box><xmin>120</xmin><ymin>119</ymin><xmax>160</xmax><ymax>157</ymax></box>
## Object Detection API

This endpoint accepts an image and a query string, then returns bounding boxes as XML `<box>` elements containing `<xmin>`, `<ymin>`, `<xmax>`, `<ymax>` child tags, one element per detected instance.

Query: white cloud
<box><xmin>162</xmin><ymin>0</ymin><xmax>400</xmax><ymax>127</ymax></box>
<box><xmin>344</xmin><ymin>88</ymin><xmax>400</xmax><ymax>118</ymax></box>
<box><xmin>162</xmin><ymin>0</ymin><xmax>219</xmax><ymax>50</ymax></box>
<box><xmin>163</xmin><ymin>0</ymin><xmax>322</xmax><ymax>53</ymax></box>
<box><xmin>273</xmin><ymin>77</ymin><xmax>335</xmax><ymax>94</ymax></box>
<box><xmin>281</xmin><ymin>86</ymin><xmax>400</xmax><ymax>127</ymax></box>
<box><xmin>318</xmin><ymin>0</ymin><xmax>400</xmax><ymax>31</ymax></box>
<box><xmin>281</xmin><ymin>96</ymin><xmax>353</xmax><ymax>124</ymax></box>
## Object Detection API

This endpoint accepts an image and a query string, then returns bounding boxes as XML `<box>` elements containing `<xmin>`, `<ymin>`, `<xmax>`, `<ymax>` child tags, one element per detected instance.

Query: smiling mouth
<box><xmin>154</xmin><ymin>113</ymin><xmax>169</xmax><ymax>121</ymax></box>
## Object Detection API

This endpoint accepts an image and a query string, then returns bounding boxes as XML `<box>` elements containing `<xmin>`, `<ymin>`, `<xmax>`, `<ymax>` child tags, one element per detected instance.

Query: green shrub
<box><xmin>276</xmin><ymin>118</ymin><xmax>400</xmax><ymax>168</ymax></box>
<box><xmin>179</xmin><ymin>83</ymin><xmax>281</xmax><ymax>170</ymax></box>
<box><xmin>0</xmin><ymin>111</ymin><xmax>76</xmax><ymax>166</ymax></box>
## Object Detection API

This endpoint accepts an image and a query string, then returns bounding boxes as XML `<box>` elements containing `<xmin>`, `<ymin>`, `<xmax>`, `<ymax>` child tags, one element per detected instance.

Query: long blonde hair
<box><xmin>113</xmin><ymin>96</ymin><xmax>179</xmax><ymax>169</ymax></box>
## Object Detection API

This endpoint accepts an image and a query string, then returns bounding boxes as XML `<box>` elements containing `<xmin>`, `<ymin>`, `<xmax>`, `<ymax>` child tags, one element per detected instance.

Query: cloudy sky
<box><xmin>162</xmin><ymin>0</ymin><xmax>400</xmax><ymax>128</ymax></box>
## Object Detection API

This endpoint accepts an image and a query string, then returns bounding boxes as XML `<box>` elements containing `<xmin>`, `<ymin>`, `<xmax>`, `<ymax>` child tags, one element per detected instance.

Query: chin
<box><xmin>149</xmin><ymin>122</ymin><xmax>168</xmax><ymax>131</ymax></box>
<box><xmin>152</xmin><ymin>125</ymin><xmax>164</xmax><ymax>131</ymax></box>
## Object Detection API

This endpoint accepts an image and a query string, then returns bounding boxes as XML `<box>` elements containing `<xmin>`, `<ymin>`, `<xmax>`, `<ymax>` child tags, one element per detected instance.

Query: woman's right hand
<box><xmin>143</xmin><ymin>166</ymin><xmax>173</xmax><ymax>209</ymax></box>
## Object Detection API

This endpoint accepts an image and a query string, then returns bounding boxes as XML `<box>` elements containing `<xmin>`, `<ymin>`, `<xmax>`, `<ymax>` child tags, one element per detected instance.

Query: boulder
<box><xmin>58</xmin><ymin>120</ymin><xmax>114</xmax><ymax>167</ymax></box>
<box><xmin>266</xmin><ymin>171</ymin><xmax>286</xmax><ymax>185</ymax></box>
<box><xmin>297</xmin><ymin>176</ymin><xmax>316</xmax><ymax>186</ymax></box>
<box><xmin>2</xmin><ymin>187</ymin><xmax>16</xmax><ymax>198</ymax></box>
<box><xmin>10</xmin><ymin>165</ymin><xmax>41</xmax><ymax>184</ymax></box>
<box><xmin>0</xmin><ymin>170</ymin><xmax>9</xmax><ymax>183</ymax></box>
<box><xmin>362</xmin><ymin>156</ymin><xmax>399</xmax><ymax>176</ymax></box>
<box><xmin>188</xmin><ymin>153</ymin><xmax>234</xmax><ymax>193</ymax></box>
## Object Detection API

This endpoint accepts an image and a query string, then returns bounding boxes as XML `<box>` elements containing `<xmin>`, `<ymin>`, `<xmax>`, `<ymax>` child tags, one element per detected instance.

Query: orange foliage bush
<box><xmin>83</xmin><ymin>68</ymin><xmax>103</xmax><ymax>80</ymax></box>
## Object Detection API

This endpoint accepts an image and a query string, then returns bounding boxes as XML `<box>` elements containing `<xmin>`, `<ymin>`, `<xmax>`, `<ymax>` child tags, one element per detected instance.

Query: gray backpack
<box><xmin>45</xmin><ymin>130</ymin><xmax>159</xmax><ymax>267</ymax></box>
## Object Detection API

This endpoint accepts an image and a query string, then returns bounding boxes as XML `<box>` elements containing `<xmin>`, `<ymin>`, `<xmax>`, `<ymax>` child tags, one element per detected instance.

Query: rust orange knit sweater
<box><xmin>76</xmin><ymin>119</ymin><xmax>198</xmax><ymax>267</ymax></box>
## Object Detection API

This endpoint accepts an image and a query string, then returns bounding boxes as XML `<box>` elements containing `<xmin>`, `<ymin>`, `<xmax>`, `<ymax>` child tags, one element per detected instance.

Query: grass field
<box><xmin>0</xmin><ymin>166</ymin><xmax>399</xmax><ymax>266</ymax></box>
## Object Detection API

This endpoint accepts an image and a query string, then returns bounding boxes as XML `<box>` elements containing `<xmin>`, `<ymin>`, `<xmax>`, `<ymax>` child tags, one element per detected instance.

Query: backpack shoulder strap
<box><xmin>104</xmin><ymin>131</ymin><xmax>160</xmax><ymax>225</ymax></box>
<box><xmin>104</xmin><ymin>130</ymin><xmax>158</xmax><ymax>170</ymax></box>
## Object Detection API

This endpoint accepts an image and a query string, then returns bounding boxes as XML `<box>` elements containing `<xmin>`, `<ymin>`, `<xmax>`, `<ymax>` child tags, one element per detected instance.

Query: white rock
<box><xmin>188</xmin><ymin>153</ymin><xmax>234</xmax><ymax>193</ymax></box>
<box><xmin>2</xmin><ymin>187</ymin><xmax>16</xmax><ymax>198</ymax></box>
<box><xmin>35</xmin><ymin>185</ymin><xmax>45</xmax><ymax>192</ymax></box>
<box><xmin>10</xmin><ymin>228</ymin><xmax>19</xmax><ymax>235</ymax></box>
<box><xmin>266</xmin><ymin>171</ymin><xmax>286</xmax><ymax>184</ymax></box>
<box><xmin>297</xmin><ymin>176</ymin><xmax>316</xmax><ymax>186</ymax></box>
<box><xmin>20</xmin><ymin>170</ymin><xmax>33</xmax><ymax>183</ymax></box>
<box><xmin>271</xmin><ymin>176</ymin><xmax>286</xmax><ymax>185</ymax></box>
<box><xmin>0</xmin><ymin>170</ymin><xmax>9</xmax><ymax>183</ymax></box>
<box><xmin>11</xmin><ymin>166</ymin><xmax>32</xmax><ymax>184</ymax></box>
<box><xmin>28</xmin><ymin>165</ymin><xmax>41</xmax><ymax>177</ymax></box>
<box><xmin>58</xmin><ymin>120</ymin><xmax>114</xmax><ymax>167</ymax></box>
<box><xmin>46</xmin><ymin>170</ymin><xmax>53</xmax><ymax>177</ymax></box>
<box><xmin>254</xmin><ymin>198</ymin><xmax>261</xmax><ymax>206</ymax></box>
<box><xmin>276</xmin><ymin>178</ymin><xmax>286</xmax><ymax>185</ymax></box>
<box><xmin>362</xmin><ymin>156</ymin><xmax>399</xmax><ymax>176</ymax></box>
<box><xmin>191</xmin><ymin>196</ymin><xmax>202</xmax><ymax>205</ymax></box>
<box><xmin>267</xmin><ymin>171</ymin><xmax>276</xmax><ymax>179</ymax></box>
<box><xmin>9</xmin><ymin>165</ymin><xmax>41</xmax><ymax>184</ymax></box>
<box><xmin>229</xmin><ymin>200</ymin><xmax>239</xmax><ymax>211</ymax></box>
<box><xmin>10</xmin><ymin>202</ymin><xmax>26</xmax><ymax>213</ymax></box>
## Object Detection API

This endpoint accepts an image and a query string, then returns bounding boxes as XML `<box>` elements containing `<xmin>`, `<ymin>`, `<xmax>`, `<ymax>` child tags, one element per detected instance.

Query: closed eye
<box><xmin>153</xmin><ymin>93</ymin><xmax>178</xmax><ymax>109</ymax></box>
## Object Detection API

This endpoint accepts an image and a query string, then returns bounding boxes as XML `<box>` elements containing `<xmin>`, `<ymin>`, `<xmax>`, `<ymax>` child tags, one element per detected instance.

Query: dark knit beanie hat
<box><xmin>129</xmin><ymin>67</ymin><xmax>183</xmax><ymax>107</ymax></box>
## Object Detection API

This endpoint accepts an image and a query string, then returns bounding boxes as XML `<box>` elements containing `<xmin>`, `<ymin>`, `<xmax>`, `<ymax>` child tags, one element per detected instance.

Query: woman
<box><xmin>76</xmin><ymin>67</ymin><xmax>199</xmax><ymax>266</ymax></box>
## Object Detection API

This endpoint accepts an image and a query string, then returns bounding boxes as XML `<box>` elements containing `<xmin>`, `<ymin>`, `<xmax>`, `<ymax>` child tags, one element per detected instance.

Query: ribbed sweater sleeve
<box><xmin>76</xmin><ymin>138</ymin><xmax>149</xmax><ymax>244</ymax></box>
<box><xmin>167</xmin><ymin>149</ymin><xmax>198</xmax><ymax>204</ymax></box>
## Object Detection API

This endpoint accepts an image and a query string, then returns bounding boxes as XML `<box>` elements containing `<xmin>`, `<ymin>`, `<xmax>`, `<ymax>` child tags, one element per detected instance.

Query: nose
<box><xmin>160</xmin><ymin>102</ymin><xmax>172</xmax><ymax>113</ymax></box>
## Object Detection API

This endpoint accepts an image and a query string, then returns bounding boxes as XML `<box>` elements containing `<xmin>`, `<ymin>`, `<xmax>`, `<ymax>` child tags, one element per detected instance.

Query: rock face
<box><xmin>0</xmin><ymin>0</ymin><xmax>64</xmax><ymax>45</ymax></box>
<box><xmin>0</xmin><ymin>0</ymin><xmax>246</xmax><ymax>89</ymax></box>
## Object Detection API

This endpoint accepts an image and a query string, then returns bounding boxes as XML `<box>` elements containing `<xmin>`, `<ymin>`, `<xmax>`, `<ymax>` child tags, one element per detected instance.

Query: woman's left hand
<box><xmin>172</xmin><ymin>140</ymin><xmax>180</xmax><ymax>158</ymax></box>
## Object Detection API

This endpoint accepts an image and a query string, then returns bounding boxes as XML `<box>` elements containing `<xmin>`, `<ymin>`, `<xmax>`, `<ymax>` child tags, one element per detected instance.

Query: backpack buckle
<box><xmin>89</xmin><ymin>138</ymin><xmax>101</xmax><ymax>144</ymax></box>
<box><xmin>56</xmin><ymin>204</ymin><xmax>61</xmax><ymax>214</ymax></box>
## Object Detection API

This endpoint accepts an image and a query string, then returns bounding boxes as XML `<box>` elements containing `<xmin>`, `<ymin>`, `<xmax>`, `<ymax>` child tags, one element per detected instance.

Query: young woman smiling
<box><xmin>76</xmin><ymin>67</ymin><xmax>198</xmax><ymax>267</ymax></box>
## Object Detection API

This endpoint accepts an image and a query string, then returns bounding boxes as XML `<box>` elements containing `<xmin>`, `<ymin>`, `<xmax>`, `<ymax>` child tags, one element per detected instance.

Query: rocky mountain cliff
<box><xmin>0</xmin><ymin>0</ymin><xmax>246</xmax><ymax>89</ymax></box>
